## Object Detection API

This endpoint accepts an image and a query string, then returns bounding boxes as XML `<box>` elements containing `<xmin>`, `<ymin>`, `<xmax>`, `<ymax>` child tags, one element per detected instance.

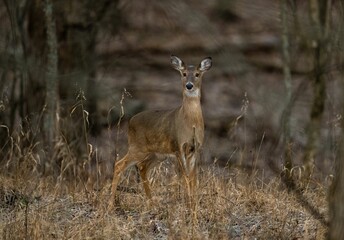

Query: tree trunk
<box><xmin>328</xmin><ymin>142</ymin><xmax>344</xmax><ymax>238</ymax></box>
<box><xmin>43</xmin><ymin>0</ymin><xmax>58</xmax><ymax>173</ymax></box>
<box><xmin>280</xmin><ymin>0</ymin><xmax>293</xmax><ymax>180</ymax></box>
<box><xmin>303</xmin><ymin>0</ymin><xmax>331</xmax><ymax>179</ymax></box>
<box><xmin>327</xmin><ymin>2</ymin><xmax>344</xmax><ymax>237</ymax></box>
<box><xmin>3</xmin><ymin>0</ymin><xmax>30</xmax><ymax>130</ymax></box>
<box><xmin>328</xmin><ymin>70</ymin><xmax>344</xmax><ymax>238</ymax></box>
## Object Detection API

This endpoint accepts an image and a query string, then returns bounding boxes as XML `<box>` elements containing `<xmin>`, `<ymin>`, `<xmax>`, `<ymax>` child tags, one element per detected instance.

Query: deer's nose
<box><xmin>186</xmin><ymin>82</ymin><xmax>193</xmax><ymax>90</ymax></box>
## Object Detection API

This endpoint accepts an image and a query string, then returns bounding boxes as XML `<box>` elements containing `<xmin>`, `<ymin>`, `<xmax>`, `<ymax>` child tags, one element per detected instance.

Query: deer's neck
<box><xmin>180</xmin><ymin>96</ymin><xmax>203</xmax><ymax>127</ymax></box>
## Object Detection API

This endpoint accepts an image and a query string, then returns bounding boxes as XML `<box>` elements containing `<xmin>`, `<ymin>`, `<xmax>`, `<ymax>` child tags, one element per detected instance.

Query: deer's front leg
<box><xmin>177</xmin><ymin>143</ymin><xmax>198</xmax><ymax>205</ymax></box>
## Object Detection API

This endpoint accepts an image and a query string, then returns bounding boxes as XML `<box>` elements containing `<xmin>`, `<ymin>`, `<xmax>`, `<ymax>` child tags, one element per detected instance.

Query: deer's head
<box><xmin>171</xmin><ymin>55</ymin><xmax>212</xmax><ymax>98</ymax></box>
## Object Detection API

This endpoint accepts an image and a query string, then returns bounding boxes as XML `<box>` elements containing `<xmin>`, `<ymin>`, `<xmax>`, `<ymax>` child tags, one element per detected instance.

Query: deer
<box><xmin>110</xmin><ymin>55</ymin><xmax>212</xmax><ymax>208</ymax></box>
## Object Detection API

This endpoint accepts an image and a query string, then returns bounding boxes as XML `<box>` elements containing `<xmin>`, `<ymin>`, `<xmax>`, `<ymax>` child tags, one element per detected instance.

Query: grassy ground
<box><xmin>0</xmin><ymin>162</ymin><xmax>328</xmax><ymax>240</ymax></box>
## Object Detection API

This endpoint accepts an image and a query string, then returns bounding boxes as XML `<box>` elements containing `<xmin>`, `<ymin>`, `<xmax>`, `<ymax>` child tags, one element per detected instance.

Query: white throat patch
<box><xmin>185</xmin><ymin>89</ymin><xmax>200</xmax><ymax>98</ymax></box>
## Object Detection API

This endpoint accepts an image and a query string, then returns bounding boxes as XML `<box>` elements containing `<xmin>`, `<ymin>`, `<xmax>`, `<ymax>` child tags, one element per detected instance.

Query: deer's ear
<box><xmin>198</xmin><ymin>57</ymin><xmax>212</xmax><ymax>72</ymax></box>
<box><xmin>171</xmin><ymin>55</ymin><xmax>185</xmax><ymax>71</ymax></box>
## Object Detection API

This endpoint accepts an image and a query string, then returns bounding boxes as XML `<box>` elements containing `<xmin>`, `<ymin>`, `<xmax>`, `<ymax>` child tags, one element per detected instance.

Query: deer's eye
<box><xmin>182</xmin><ymin>72</ymin><xmax>187</xmax><ymax>77</ymax></box>
<box><xmin>195</xmin><ymin>73</ymin><xmax>200</xmax><ymax>78</ymax></box>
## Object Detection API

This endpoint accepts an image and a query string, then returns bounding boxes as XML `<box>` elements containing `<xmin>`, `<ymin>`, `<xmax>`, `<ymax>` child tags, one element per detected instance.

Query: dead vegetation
<box><xmin>0</xmin><ymin>141</ymin><xmax>328</xmax><ymax>239</ymax></box>
<box><xmin>1</xmin><ymin>0</ymin><xmax>343</xmax><ymax>238</ymax></box>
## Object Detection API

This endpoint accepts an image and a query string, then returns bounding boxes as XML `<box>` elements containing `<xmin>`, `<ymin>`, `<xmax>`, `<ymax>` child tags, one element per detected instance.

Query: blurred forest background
<box><xmin>1</xmin><ymin>0</ymin><xmax>344</xmax><ymax>238</ymax></box>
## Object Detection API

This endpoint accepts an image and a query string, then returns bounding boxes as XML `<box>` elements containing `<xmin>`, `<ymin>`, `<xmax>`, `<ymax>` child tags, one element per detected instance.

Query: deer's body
<box><xmin>129</xmin><ymin>102</ymin><xmax>203</xmax><ymax>154</ymax></box>
<box><xmin>110</xmin><ymin>56</ymin><xmax>212</xmax><ymax>205</ymax></box>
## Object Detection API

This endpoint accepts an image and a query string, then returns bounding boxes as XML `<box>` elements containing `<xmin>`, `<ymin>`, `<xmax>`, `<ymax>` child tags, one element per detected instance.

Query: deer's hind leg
<box><xmin>137</xmin><ymin>153</ymin><xmax>160</xmax><ymax>199</ymax></box>
<box><xmin>110</xmin><ymin>151</ymin><xmax>148</xmax><ymax>208</ymax></box>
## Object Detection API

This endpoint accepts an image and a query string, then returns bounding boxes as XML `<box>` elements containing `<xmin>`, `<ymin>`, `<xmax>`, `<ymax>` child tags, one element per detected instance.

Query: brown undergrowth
<box><xmin>0</xmin><ymin>159</ymin><xmax>328</xmax><ymax>239</ymax></box>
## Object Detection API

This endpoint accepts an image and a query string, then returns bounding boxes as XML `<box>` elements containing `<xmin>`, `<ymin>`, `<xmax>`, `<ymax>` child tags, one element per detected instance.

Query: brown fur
<box><xmin>110</xmin><ymin>55</ymin><xmax>212</xmax><ymax>206</ymax></box>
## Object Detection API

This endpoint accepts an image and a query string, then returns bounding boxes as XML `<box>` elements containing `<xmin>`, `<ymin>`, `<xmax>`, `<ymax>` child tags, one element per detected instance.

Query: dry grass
<box><xmin>0</xmin><ymin>96</ymin><xmax>329</xmax><ymax>239</ymax></box>
<box><xmin>0</xmin><ymin>160</ymin><xmax>328</xmax><ymax>239</ymax></box>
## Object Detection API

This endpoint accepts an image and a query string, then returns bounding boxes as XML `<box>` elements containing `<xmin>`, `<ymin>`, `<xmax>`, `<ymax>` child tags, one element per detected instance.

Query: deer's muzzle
<box><xmin>186</xmin><ymin>82</ymin><xmax>194</xmax><ymax>90</ymax></box>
